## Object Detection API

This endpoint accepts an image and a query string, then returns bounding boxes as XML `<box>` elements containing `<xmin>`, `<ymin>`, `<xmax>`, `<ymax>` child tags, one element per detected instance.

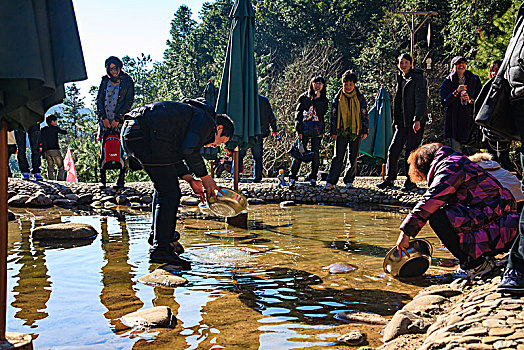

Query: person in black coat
<box><xmin>440</xmin><ymin>56</ymin><xmax>481</xmax><ymax>153</ymax></box>
<box><xmin>235</xmin><ymin>94</ymin><xmax>278</xmax><ymax>182</ymax></box>
<box><xmin>121</xmin><ymin>99</ymin><xmax>234</xmax><ymax>267</ymax></box>
<box><xmin>96</xmin><ymin>56</ymin><xmax>135</xmax><ymax>188</ymax></box>
<box><xmin>289</xmin><ymin>75</ymin><xmax>329</xmax><ymax>187</ymax></box>
<box><xmin>377</xmin><ymin>53</ymin><xmax>428</xmax><ymax>191</ymax></box>
<box><xmin>324</xmin><ymin>70</ymin><xmax>368</xmax><ymax>189</ymax></box>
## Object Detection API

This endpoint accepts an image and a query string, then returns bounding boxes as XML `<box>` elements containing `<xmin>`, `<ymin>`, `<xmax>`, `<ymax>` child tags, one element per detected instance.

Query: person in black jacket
<box><xmin>235</xmin><ymin>94</ymin><xmax>278</xmax><ymax>182</ymax></box>
<box><xmin>324</xmin><ymin>70</ymin><xmax>368</xmax><ymax>189</ymax></box>
<box><xmin>121</xmin><ymin>100</ymin><xmax>234</xmax><ymax>267</ymax></box>
<box><xmin>440</xmin><ymin>56</ymin><xmax>481</xmax><ymax>153</ymax></box>
<box><xmin>377</xmin><ymin>53</ymin><xmax>428</xmax><ymax>191</ymax></box>
<box><xmin>96</xmin><ymin>56</ymin><xmax>135</xmax><ymax>188</ymax></box>
<box><xmin>289</xmin><ymin>75</ymin><xmax>329</xmax><ymax>187</ymax></box>
<box><xmin>41</xmin><ymin>114</ymin><xmax>67</xmax><ymax>180</ymax></box>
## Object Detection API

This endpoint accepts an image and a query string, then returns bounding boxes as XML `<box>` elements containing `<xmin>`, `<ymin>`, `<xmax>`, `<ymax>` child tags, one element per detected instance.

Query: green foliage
<box><xmin>61</xmin><ymin>83</ymin><xmax>87</xmax><ymax>137</ymax></box>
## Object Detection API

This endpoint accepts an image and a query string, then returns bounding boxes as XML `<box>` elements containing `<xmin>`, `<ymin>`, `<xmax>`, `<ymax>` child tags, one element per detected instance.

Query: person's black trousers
<box><xmin>143</xmin><ymin>164</ymin><xmax>181</xmax><ymax>251</ymax></box>
<box><xmin>429</xmin><ymin>209</ymin><xmax>484</xmax><ymax>269</ymax></box>
<box><xmin>507</xmin><ymin>99</ymin><xmax>524</xmax><ymax>273</ymax></box>
<box><xmin>15</xmin><ymin>124</ymin><xmax>41</xmax><ymax>174</ymax></box>
<box><xmin>289</xmin><ymin>136</ymin><xmax>321</xmax><ymax>181</ymax></box>
<box><xmin>326</xmin><ymin>135</ymin><xmax>361</xmax><ymax>185</ymax></box>
<box><xmin>100</xmin><ymin>167</ymin><xmax>126</xmax><ymax>186</ymax></box>
<box><xmin>385</xmin><ymin>124</ymin><xmax>424</xmax><ymax>183</ymax></box>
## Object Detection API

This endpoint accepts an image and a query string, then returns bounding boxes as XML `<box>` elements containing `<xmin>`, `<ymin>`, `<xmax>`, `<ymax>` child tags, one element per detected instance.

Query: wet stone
<box><xmin>280</xmin><ymin>200</ymin><xmax>296</xmax><ymax>207</ymax></box>
<box><xmin>335</xmin><ymin>311</ymin><xmax>388</xmax><ymax>325</ymax></box>
<box><xmin>32</xmin><ymin>223</ymin><xmax>98</xmax><ymax>240</ymax></box>
<box><xmin>493</xmin><ymin>340</ymin><xmax>517</xmax><ymax>349</ymax></box>
<box><xmin>121</xmin><ymin>306</ymin><xmax>175</xmax><ymax>329</ymax></box>
<box><xmin>138</xmin><ymin>265</ymin><xmax>187</xmax><ymax>287</ymax></box>
<box><xmin>507</xmin><ymin>317</ymin><xmax>523</xmax><ymax>326</ymax></box>
<box><xmin>483</xmin><ymin>337</ymin><xmax>504</xmax><ymax>344</ymax></box>
<box><xmin>466</xmin><ymin>344</ymin><xmax>494</xmax><ymax>350</ymax></box>
<box><xmin>325</xmin><ymin>262</ymin><xmax>357</xmax><ymax>274</ymax></box>
<box><xmin>506</xmin><ymin>330</ymin><xmax>524</xmax><ymax>340</ymax></box>
<box><xmin>337</xmin><ymin>329</ymin><xmax>366</xmax><ymax>346</ymax></box>
<box><xmin>501</xmin><ymin>303</ymin><xmax>522</xmax><ymax>311</ymax></box>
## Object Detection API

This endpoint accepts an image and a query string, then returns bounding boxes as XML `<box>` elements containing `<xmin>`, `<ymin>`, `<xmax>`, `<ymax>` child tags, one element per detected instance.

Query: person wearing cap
<box><xmin>440</xmin><ymin>56</ymin><xmax>481</xmax><ymax>153</ymax></box>
<box><xmin>96</xmin><ymin>56</ymin><xmax>135</xmax><ymax>188</ymax></box>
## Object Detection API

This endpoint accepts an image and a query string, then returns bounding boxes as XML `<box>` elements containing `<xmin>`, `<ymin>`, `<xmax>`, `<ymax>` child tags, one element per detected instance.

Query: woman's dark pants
<box><xmin>326</xmin><ymin>135</ymin><xmax>361</xmax><ymax>185</ymax></box>
<box><xmin>429</xmin><ymin>209</ymin><xmax>484</xmax><ymax>269</ymax></box>
<box><xmin>289</xmin><ymin>136</ymin><xmax>321</xmax><ymax>181</ymax></box>
<box><xmin>385</xmin><ymin>125</ymin><xmax>424</xmax><ymax>183</ymax></box>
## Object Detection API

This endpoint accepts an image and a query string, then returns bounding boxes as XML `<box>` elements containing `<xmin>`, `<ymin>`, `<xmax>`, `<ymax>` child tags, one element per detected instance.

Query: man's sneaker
<box><xmin>323</xmin><ymin>183</ymin><xmax>335</xmax><ymax>190</ymax></box>
<box><xmin>376</xmin><ymin>179</ymin><xmax>394</xmax><ymax>189</ymax></box>
<box><xmin>34</xmin><ymin>173</ymin><xmax>43</xmax><ymax>181</ymax></box>
<box><xmin>22</xmin><ymin>173</ymin><xmax>30</xmax><ymax>180</ymax></box>
<box><xmin>497</xmin><ymin>269</ymin><xmax>524</xmax><ymax>294</ymax></box>
<box><xmin>345</xmin><ymin>182</ymin><xmax>354</xmax><ymax>189</ymax></box>
<box><xmin>289</xmin><ymin>179</ymin><xmax>296</xmax><ymax>189</ymax></box>
<box><xmin>309</xmin><ymin>179</ymin><xmax>316</xmax><ymax>186</ymax></box>
<box><xmin>149</xmin><ymin>248</ymin><xmax>191</xmax><ymax>269</ymax></box>
<box><xmin>454</xmin><ymin>257</ymin><xmax>496</xmax><ymax>279</ymax></box>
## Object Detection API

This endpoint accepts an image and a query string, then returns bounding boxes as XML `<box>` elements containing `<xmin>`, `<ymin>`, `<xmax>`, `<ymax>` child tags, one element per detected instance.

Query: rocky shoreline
<box><xmin>7</xmin><ymin>176</ymin><xmax>423</xmax><ymax>214</ymax></box>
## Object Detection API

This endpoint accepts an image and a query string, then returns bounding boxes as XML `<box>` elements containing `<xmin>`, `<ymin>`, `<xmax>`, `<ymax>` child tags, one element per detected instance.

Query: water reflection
<box><xmin>99</xmin><ymin>216</ymin><xmax>143</xmax><ymax>331</ymax></box>
<box><xmin>11</xmin><ymin>219</ymin><xmax>51</xmax><ymax>327</ymax></box>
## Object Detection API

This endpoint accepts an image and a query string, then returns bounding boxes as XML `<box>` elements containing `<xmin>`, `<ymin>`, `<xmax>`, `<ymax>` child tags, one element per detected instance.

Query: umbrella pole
<box><xmin>381</xmin><ymin>164</ymin><xmax>386</xmax><ymax>180</ymax></box>
<box><xmin>233</xmin><ymin>147</ymin><xmax>239</xmax><ymax>191</ymax></box>
<box><xmin>0</xmin><ymin>121</ymin><xmax>7</xmax><ymax>340</ymax></box>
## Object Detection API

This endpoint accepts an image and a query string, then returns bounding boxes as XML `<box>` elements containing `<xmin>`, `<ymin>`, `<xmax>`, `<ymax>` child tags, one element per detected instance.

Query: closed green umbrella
<box><xmin>360</xmin><ymin>87</ymin><xmax>393</xmax><ymax>161</ymax></box>
<box><xmin>0</xmin><ymin>0</ymin><xmax>86</xmax><ymax>341</ymax></box>
<box><xmin>215</xmin><ymin>0</ymin><xmax>261</xmax><ymax>150</ymax></box>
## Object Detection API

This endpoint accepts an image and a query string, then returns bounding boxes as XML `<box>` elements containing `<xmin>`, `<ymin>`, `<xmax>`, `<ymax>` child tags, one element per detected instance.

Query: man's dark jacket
<box><xmin>259</xmin><ymin>94</ymin><xmax>277</xmax><ymax>137</ymax></box>
<box><xmin>122</xmin><ymin>100</ymin><xmax>216</xmax><ymax>178</ymax></box>
<box><xmin>440</xmin><ymin>70</ymin><xmax>481</xmax><ymax>142</ymax></box>
<box><xmin>41</xmin><ymin>125</ymin><xmax>67</xmax><ymax>151</ymax></box>
<box><xmin>96</xmin><ymin>71</ymin><xmax>135</xmax><ymax>123</ymax></box>
<box><xmin>294</xmin><ymin>92</ymin><xmax>329</xmax><ymax>135</ymax></box>
<box><xmin>393</xmin><ymin>68</ymin><xmax>427</xmax><ymax>127</ymax></box>
<box><xmin>330</xmin><ymin>87</ymin><xmax>369</xmax><ymax>136</ymax></box>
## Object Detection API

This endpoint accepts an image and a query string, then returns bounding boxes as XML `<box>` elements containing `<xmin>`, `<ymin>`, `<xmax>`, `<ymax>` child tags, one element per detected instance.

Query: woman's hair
<box><xmin>407</xmin><ymin>143</ymin><xmax>443</xmax><ymax>182</ymax></box>
<box><xmin>342</xmin><ymin>70</ymin><xmax>357</xmax><ymax>84</ymax></box>
<box><xmin>397</xmin><ymin>53</ymin><xmax>413</xmax><ymax>64</ymax></box>
<box><xmin>105</xmin><ymin>56</ymin><xmax>123</xmax><ymax>76</ymax></box>
<box><xmin>308</xmin><ymin>75</ymin><xmax>327</xmax><ymax>98</ymax></box>
<box><xmin>489</xmin><ymin>59</ymin><xmax>503</xmax><ymax>76</ymax></box>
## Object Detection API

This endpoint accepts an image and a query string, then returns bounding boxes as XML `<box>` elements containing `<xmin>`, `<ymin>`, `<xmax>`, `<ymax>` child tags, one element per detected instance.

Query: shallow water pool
<box><xmin>6</xmin><ymin>204</ymin><xmax>455</xmax><ymax>349</ymax></box>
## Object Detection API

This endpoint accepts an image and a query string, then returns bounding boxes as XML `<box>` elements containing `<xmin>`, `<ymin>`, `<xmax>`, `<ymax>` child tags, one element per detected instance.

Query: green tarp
<box><xmin>0</xmin><ymin>0</ymin><xmax>87</xmax><ymax>131</ymax></box>
<box><xmin>360</xmin><ymin>87</ymin><xmax>393</xmax><ymax>161</ymax></box>
<box><xmin>215</xmin><ymin>0</ymin><xmax>260</xmax><ymax>150</ymax></box>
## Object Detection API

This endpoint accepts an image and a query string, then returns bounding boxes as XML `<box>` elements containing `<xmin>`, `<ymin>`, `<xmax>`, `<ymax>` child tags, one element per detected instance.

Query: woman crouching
<box><xmin>395</xmin><ymin>143</ymin><xmax>519</xmax><ymax>278</ymax></box>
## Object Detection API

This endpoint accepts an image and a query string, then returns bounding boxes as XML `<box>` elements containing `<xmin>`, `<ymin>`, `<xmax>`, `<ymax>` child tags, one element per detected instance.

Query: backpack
<box><xmin>101</xmin><ymin>134</ymin><xmax>125</xmax><ymax>170</ymax></box>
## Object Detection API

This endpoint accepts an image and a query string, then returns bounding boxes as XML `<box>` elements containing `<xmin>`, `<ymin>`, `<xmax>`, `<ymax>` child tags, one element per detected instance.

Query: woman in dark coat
<box><xmin>289</xmin><ymin>75</ymin><xmax>329</xmax><ymax>187</ymax></box>
<box><xmin>440</xmin><ymin>56</ymin><xmax>481</xmax><ymax>153</ymax></box>
<box><xmin>396</xmin><ymin>143</ymin><xmax>518</xmax><ymax>278</ymax></box>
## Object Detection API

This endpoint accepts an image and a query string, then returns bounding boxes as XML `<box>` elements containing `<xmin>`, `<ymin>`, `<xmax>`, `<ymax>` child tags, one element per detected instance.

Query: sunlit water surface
<box><xmin>6</xmin><ymin>204</ymin><xmax>455</xmax><ymax>349</ymax></box>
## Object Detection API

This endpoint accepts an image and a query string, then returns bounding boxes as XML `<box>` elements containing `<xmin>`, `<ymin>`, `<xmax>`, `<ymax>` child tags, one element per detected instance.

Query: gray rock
<box><xmin>8</xmin><ymin>210</ymin><xmax>15</xmax><ymax>221</ymax></box>
<box><xmin>53</xmin><ymin>198</ymin><xmax>75</xmax><ymax>206</ymax></box>
<box><xmin>403</xmin><ymin>295</ymin><xmax>449</xmax><ymax>313</ymax></box>
<box><xmin>77</xmin><ymin>194</ymin><xmax>93</xmax><ymax>204</ymax></box>
<box><xmin>180</xmin><ymin>196</ymin><xmax>200</xmax><ymax>206</ymax></box>
<box><xmin>140</xmin><ymin>195</ymin><xmax>153</xmax><ymax>204</ymax></box>
<box><xmin>138</xmin><ymin>265</ymin><xmax>188</xmax><ymax>287</ymax></box>
<box><xmin>247</xmin><ymin>198</ymin><xmax>266</xmax><ymax>205</ymax></box>
<box><xmin>121</xmin><ymin>306</ymin><xmax>175</xmax><ymax>329</ymax></box>
<box><xmin>335</xmin><ymin>311</ymin><xmax>388</xmax><ymax>325</ymax></box>
<box><xmin>325</xmin><ymin>262</ymin><xmax>357</xmax><ymax>274</ymax></box>
<box><xmin>116</xmin><ymin>195</ymin><xmax>128</xmax><ymax>205</ymax></box>
<box><xmin>25</xmin><ymin>193</ymin><xmax>52</xmax><ymax>207</ymax></box>
<box><xmin>32</xmin><ymin>223</ymin><xmax>98</xmax><ymax>240</ymax></box>
<box><xmin>338</xmin><ymin>329</ymin><xmax>366</xmax><ymax>346</ymax></box>
<box><xmin>65</xmin><ymin>193</ymin><xmax>79</xmax><ymax>201</ymax></box>
<box><xmin>280</xmin><ymin>200</ymin><xmax>296</xmax><ymax>207</ymax></box>
<box><xmin>383</xmin><ymin>310</ymin><xmax>425</xmax><ymax>342</ymax></box>
<box><xmin>8</xmin><ymin>195</ymin><xmax>30</xmax><ymax>207</ymax></box>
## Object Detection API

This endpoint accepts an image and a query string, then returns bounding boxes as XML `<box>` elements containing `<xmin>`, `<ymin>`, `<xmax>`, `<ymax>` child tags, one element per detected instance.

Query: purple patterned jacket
<box><xmin>400</xmin><ymin>146</ymin><xmax>519</xmax><ymax>260</ymax></box>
